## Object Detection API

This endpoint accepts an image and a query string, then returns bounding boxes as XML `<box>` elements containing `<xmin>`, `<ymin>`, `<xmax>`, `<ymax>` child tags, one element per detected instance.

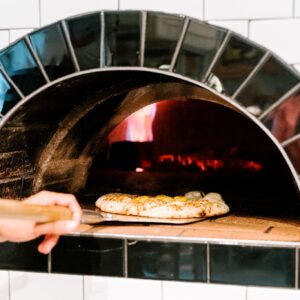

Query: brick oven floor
<box><xmin>74</xmin><ymin>213</ymin><xmax>300</xmax><ymax>243</ymax></box>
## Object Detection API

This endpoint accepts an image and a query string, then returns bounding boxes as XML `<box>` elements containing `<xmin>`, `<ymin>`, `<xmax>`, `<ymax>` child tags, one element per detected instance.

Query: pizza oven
<box><xmin>0</xmin><ymin>10</ymin><xmax>300</xmax><ymax>285</ymax></box>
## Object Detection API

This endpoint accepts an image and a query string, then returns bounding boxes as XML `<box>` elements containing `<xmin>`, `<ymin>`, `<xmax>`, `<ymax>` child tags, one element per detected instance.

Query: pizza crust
<box><xmin>95</xmin><ymin>191</ymin><xmax>229</xmax><ymax>219</ymax></box>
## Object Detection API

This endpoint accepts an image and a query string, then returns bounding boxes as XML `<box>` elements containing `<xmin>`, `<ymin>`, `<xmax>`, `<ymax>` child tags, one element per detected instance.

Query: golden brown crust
<box><xmin>95</xmin><ymin>192</ymin><xmax>229</xmax><ymax>219</ymax></box>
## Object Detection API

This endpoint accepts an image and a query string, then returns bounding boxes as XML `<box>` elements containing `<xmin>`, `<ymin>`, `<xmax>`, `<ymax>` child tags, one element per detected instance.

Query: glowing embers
<box><xmin>158</xmin><ymin>153</ymin><xmax>262</xmax><ymax>173</ymax></box>
<box><xmin>107</xmin><ymin>99</ymin><xmax>265</xmax><ymax>174</ymax></box>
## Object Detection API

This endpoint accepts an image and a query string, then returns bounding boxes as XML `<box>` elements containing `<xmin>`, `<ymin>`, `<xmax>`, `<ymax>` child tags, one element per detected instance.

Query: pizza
<box><xmin>95</xmin><ymin>191</ymin><xmax>229</xmax><ymax>219</ymax></box>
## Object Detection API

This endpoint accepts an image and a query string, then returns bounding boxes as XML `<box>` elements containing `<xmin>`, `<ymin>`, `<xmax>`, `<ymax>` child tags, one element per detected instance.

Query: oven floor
<box><xmin>75</xmin><ymin>212</ymin><xmax>300</xmax><ymax>243</ymax></box>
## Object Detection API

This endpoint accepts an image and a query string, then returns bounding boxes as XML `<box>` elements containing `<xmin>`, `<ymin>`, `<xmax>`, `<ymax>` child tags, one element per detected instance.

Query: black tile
<box><xmin>128</xmin><ymin>241</ymin><xmax>206</xmax><ymax>281</ymax></box>
<box><xmin>210</xmin><ymin>245</ymin><xmax>295</xmax><ymax>287</ymax></box>
<box><xmin>104</xmin><ymin>11</ymin><xmax>141</xmax><ymax>67</ymax></box>
<box><xmin>67</xmin><ymin>13</ymin><xmax>101</xmax><ymax>70</ymax></box>
<box><xmin>236</xmin><ymin>55</ymin><xmax>299</xmax><ymax>111</ymax></box>
<box><xmin>144</xmin><ymin>13</ymin><xmax>184</xmax><ymax>68</ymax></box>
<box><xmin>29</xmin><ymin>23</ymin><xmax>76</xmax><ymax>80</ymax></box>
<box><xmin>51</xmin><ymin>236</ymin><xmax>124</xmax><ymax>276</ymax></box>
<box><xmin>0</xmin><ymin>39</ymin><xmax>46</xmax><ymax>95</ymax></box>
<box><xmin>174</xmin><ymin>20</ymin><xmax>226</xmax><ymax>81</ymax></box>
<box><xmin>0</xmin><ymin>238</ymin><xmax>47</xmax><ymax>272</ymax></box>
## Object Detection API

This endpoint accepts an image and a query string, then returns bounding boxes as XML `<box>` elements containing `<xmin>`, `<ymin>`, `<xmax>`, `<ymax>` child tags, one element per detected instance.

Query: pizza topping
<box><xmin>96</xmin><ymin>191</ymin><xmax>229</xmax><ymax>219</ymax></box>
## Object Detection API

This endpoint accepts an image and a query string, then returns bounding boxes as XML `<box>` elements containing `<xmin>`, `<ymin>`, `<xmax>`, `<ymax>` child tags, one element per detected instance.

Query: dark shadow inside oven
<box><xmin>84</xmin><ymin>98</ymin><xmax>298</xmax><ymax>215</ymax></box>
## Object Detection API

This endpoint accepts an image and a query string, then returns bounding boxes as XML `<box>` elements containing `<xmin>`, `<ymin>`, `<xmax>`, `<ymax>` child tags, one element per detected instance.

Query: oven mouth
<box><xmin>0</xmin><ymin>11</ymin><xmax>299</xmax><ymax>229</ymax></box>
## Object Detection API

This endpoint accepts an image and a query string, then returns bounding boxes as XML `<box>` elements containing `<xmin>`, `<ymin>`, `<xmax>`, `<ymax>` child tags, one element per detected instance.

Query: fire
<box><xmin>158</xmin><ymin>154</ymin><xmax>262</xmax><ymax>172</ymax></box>
<box><xmin>126</xmin><ymin>103</ymin><xmax>156</xmax><ymax>142</ymax></box>
<box><xmin>109</xmin><ymin>103</ymin><xmax>157</xmax><ymax>143</ymax></box>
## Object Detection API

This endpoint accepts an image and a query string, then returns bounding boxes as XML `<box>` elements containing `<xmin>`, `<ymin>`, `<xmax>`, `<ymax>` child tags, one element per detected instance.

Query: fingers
<box><xmin>33</xmin><ymin>219</ymin><xmax>79</xmax><ymax>237</ymax></box>
<box><xmin>24</xmin><ymin>191</ymin><xmax>82</xmax><ymax>224</ymax></box>
<box><xmin>38</xmin><ymin>234</ymin><xmax>59</xmax><ymax>254</ymax></box>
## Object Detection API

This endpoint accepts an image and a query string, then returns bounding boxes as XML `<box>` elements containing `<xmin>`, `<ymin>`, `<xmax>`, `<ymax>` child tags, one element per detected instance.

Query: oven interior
<box><xmin>1</xmin><ymin>70</ymin><xmax>299</xmax><ymax>233</ymax></box>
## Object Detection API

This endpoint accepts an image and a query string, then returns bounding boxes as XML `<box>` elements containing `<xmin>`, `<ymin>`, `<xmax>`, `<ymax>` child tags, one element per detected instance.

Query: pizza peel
<box><xmin>0</xmin><ymin>199</ymin><xmax>205</xmax><ymax>225</ymax></box>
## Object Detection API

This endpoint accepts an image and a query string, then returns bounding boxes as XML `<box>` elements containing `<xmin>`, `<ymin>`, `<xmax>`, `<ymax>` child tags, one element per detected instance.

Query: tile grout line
<box><xmin>293</xmin><ymin>0</ymin><xmax>296</xmax><ymax>18</ymax></box>
<box><xmin>82</xmin><ymin>275</ymin><xmax>85</xmax><ymax>300</ymax></box>
<box><xmin>247</xmin><ymin>20</ymin><xmax>250</xmax><ymax>38</ymax></box>
<box><xmin>295</xmin><ymin>247</ymin><xmax>299</xmax><ymax>288</ymax></box>
<box><xmin>38</xmin><ymin>0</ymin><xmax>42</xmax><ymax>28</ymax></box>
<box><xmin>206</xmin><ymin>243</ymin><xmax>210</xmax><ymax>283</ymax></box>
<box><xmin>8</xmin><ymin>271</ymin><xmax>11</xmax><ymax>300</ymax></box>
<box><xmin>48</xmin><ymin>251</ymin><xmax>52</xmax><ymax>273</ymax></box>
<box><xmin>123</xmin><ymin>239</ymin><xmax>128</xmax><ymax>278</ymax></box>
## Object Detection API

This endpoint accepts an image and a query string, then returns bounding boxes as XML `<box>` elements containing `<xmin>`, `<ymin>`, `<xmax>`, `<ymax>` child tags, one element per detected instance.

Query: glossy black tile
<box><xmin>144</xmin><ymin>13</ymin><xmax>184</xmax><ymax>68</ymax></box>
<box><xmin>210</xmin><ymin>34</ymin><xmax>265</xmax><ymax>96</ymax></box>
<box><xmin>0</xmin><ymin>39</ymin><xmax>46</xmax><ymax>95</ymax></box>
<box><xmin>67</xmin><ymin>13</ymin><xmax>101</xmax><ymax>70</ymax></box>
<box><xmin>0</xmin><ymin>238</ymin><xmax>47</xmax><ymax>272</ymax></box>
<box><xmin>104</xmin><ymin>11</ymin><xmax>141</xmax><ymax>66</ymax></box>
<box><xmin>128</xmin><ymin>241</ymin><xmax>206</xmax><ymax>281</ymax></box>
<box><xmin>29</xmin><ymin>23</ymin><xmax>75</xmax><ymax>80</ymax></box>
<box><xmin>0</xmin><ymin>70</ymin><xmax>21</xmax><ymax>115</ymax></box>
<box><xmin>174</xmin><ymin>21</ymin><xmax>226</xmax><ymax>81</ymax></box>
<box><xmin>51</xmin><ymin>236</ymin><xmax>124</xmax><ymax>276</ymax></box>
<box><xmin>210</xmin><ymin>245</ymin><xmax>295</xmax><ymax>287</ymax></box>
<box><xmin>236</xmin><ymin>55</ymin><xmax>299</xmax><ymax>112</ymax></box>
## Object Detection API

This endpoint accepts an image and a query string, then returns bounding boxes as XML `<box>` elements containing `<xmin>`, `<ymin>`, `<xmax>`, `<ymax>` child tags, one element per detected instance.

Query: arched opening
<box><xmin>0</xmin><ymin>69</ymin><xmax>296</xmax><ymax>214</ymax></box>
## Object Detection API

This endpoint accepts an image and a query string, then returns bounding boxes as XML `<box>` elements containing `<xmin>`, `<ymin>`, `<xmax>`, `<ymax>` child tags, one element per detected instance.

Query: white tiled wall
<box><xmin>295</xmin><ymin>0</ymin><xmax>300</xmax><ymax>17</ymax></box>
<box><xmin>247</xmin><ymin>286</ymin><xmax>300</xmax><ymax>300</ymax></box>
<box><xmin>0</xmin><ymin>0</ymin><xmax>39</xmax><ymax>29</ymax></box>
<box><xmin>84</xmin><ymin>276</ymin><xmax>162</xmax><ymax>300</ymax></box>
<box><xmin>0</xmin><ymin>0</ymin><xmax>298</xmax><ymax>70</ymax></box>
<box><xmin>9</xmin><ymin>271</ymin><xmax>83</xmax><ymax>300</ymax></box>
<box><xmin>40</xmin><ymin>0</ymin><xmax>119</xmax><ymax>26</ymax></box>
<box><xmin>0</xmin><ymin>31</ymin><xmax>9</xmax><ymax>49</ymax></box>
<box><xmin>162</xmin><ymin>281</ymin><xmax>246</xmax><ymax>300</ymax></box>
<box><xmin>0</xmin><ymin>271</ymin><xmax>9</xmax><ymax>300</ymax></box>
<box><xmin>203</xmin><ymin>0</ymin><xmax>293</xmax><ymax>20</ymax></box>
<box><xmin>120</xmin><ymin>0</ymin><xmax>204</xmax><ymax>20</ymax></box>
<box><xmin>2</xmin><ymin>272</ymin><xmax>300</xmax><ymax>300</ymax></box>
<box><xmin>249</xmin><ymin>19</ymin><xmax>300</xmax><ymax>64</ymax></box>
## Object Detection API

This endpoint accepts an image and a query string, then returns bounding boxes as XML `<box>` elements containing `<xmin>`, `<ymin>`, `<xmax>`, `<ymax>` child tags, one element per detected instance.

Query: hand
<box><xmin>0</xmin><ymin>191</ymin><xmax>82</xmax><ymax>254</ymax></box>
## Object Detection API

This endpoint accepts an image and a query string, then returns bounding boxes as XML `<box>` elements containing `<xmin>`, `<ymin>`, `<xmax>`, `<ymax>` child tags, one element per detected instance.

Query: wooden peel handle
<box><xmin>0</xmin><ymin>198</ymin><xmax>73</xmax><ymax>223</ymax></box>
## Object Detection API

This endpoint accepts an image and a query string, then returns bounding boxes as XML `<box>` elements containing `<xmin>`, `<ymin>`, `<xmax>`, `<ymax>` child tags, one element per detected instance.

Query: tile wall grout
<box><xmin>8</xmin><ymin>271</ymin><xmax>11</xmax><ymax>300</ymax></box>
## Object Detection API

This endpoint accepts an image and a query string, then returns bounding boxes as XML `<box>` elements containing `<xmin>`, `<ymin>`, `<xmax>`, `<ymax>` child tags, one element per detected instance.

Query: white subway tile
<box><xmin>10</xmin><ymin>271</ymin><xmax>83</xmax><ymax>300</ymax></box>
<box><xmin>0</xmin><ymin>0</ymin><xmax>39</xmax><ymax>29</ymax></box>
<box><xmin>0</xmin><ymin>271</ymin><xmax>9</xmax><ymax>300</ymax></box>
<box><xmin>40</xmin><ymin>0</ymin><xmax>119</xmax><ymax>26</ymax></box>
<box><xmin>84</xmin><ymin>276</ymin><xmax>162</xmax><ymax>300</ymax></box>
<box><xmin>162</xmin><ymin>281</ymin><xmax>246</xmax><ymax>300</ymax></box>
<box><xmin>249</xmin><ymin>19</ymin><xmax>300</xmax><ymax>64</ymax></box>
<box><xmin>204</xmin><ymin>0</ymin><xmax>293</xmax><ymax>20</ymax></box>
<box><xmin>120</xmin><ymin>0</ymin><xmax>204</xmax><ymax>20</ymax></box>
<box><xmin>9</xmin><ymin>29</ymin><xmax>34</xmax><ymax>44</ymax></box>
<box><xmin>208</xmin><ymin>20</ymin><xmax>248</xmax><ymax>37</ymax></box>
<box><xmin>295</xmin><ymin>0</ymin><xmax>300</xmax><ymax>17</ymax></box>
<box><xmin>293</xmin><ymin>64</ymin><xmax>300</xmax><ymax>73</ymax></box>
<box><xmin>0</xmin><ymin>31</ymin><xmax>9</xmax><ymax>50</ymax></box>
<box><xmin>248</xmin><ymin>287</ymin><xmax>300</xmax><ymax>300</ymax></box>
